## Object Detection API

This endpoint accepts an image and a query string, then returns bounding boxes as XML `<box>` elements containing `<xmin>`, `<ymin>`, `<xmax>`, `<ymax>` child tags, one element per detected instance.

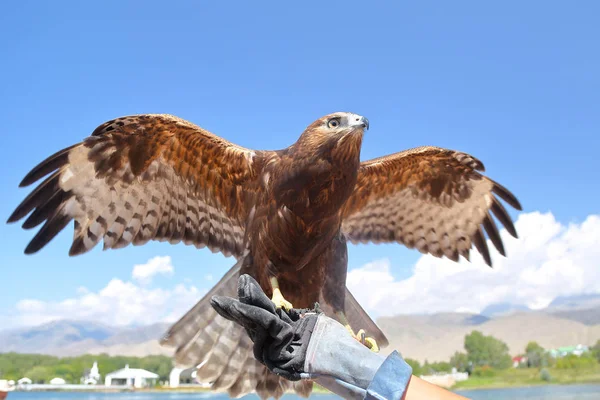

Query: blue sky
<box><xmin>1</xmin><ymin>2</ymin><xmax>598</xmax><ymax>327</ymax></box>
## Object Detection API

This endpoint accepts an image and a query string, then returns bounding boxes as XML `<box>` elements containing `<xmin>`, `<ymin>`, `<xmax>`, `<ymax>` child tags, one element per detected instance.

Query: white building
<box><xmin>82</xmin><ymin>361</ymin><xmax>101</xmax><ymax>384</ymax></box>
<box><xmin>17</xmin><ymin>377</ymin><xmax>32</xmax><ymax>386</ymax></box>
<box><xmin>50</xmin><ymin>377</ymin><xmax>66</xmax><ymax>385</ymax></box>
<box><xmin>105</xmin><ymin>365</ymin><xmax>158</xmax><ymax>388</ymax></box>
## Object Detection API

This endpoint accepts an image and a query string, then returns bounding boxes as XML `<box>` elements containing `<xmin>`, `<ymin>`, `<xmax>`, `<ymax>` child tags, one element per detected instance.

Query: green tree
<box><xmin>0</xmin><ymin>353</ymin><xmax>173</xmax><ymax>382</ymax></box>
<box><xmin>422</xmin><ymin>361</ymin><xmax>452</xmax><ymax>374</ymax></box>
<box><xmin>591</xmin><ymin>340</ymin><xmax>600</xmax><ymax>363</ymax></box>
<box><xmin>404</xmin><ymin>358</ymin><xmax>423</xmax><ymax>376</ymax></box>
<box><xmin>25</xmin><ymin>366</ymin><xmax>52</xmax><ymax>383</ymax></box>
<box><xmin>464</xmin><ymin>330</ymin><xmax>512</xmax><ymax>370</ymax></box>
<box><xmin>449</xmin><ymin>351</ymin><xmax>470</xmax><ymax>373</ymax></box>
<box><xmin>525</xmin><ymin>341</ymin><xmax>545</xmax><ymax>368</ymax></box>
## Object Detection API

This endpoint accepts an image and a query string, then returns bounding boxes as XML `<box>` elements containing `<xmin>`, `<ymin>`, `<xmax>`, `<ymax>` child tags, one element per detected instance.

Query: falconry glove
<box><xmin>211</xmin><ymin>274</ymin><xmax>413</xmax><ymax>400</ymax></box>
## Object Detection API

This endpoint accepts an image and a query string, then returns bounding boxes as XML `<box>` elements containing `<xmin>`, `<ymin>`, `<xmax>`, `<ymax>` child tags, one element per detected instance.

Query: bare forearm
<box><xmin>402</xmin><ymin>376</ymin><xmax>469</xmax><ymax>400</ymax></box>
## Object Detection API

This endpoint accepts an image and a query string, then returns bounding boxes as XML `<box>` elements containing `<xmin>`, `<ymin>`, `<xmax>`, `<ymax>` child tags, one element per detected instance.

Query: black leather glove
<box><xmin>211</xmin><ymin>274</ymin><xmax>413</xmax><ymax>400</ymax></box>
<box><xmin>210</xmin><ymin>274</ymin><xmax>319</xmax><ymax>380</ymax></box>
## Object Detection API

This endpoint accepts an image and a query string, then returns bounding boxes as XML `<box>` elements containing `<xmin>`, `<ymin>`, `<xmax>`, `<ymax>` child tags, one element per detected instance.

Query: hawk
<box><xmin>8</xmin><ymin>112</ymin><xmax>521</xmax><ymax>398</ymax></box>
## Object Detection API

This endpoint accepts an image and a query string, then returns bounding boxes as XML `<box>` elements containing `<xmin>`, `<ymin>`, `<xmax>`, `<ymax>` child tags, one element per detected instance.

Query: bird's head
<box><xmin>295</xmin><ymin>112</ymin><xmax>368</xmax><ymax>160</ymax></box>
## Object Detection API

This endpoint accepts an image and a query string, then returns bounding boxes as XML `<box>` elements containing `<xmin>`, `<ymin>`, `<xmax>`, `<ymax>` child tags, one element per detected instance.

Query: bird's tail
<box><xmin>160</xmin><ymin>258</ymin><xmax>313</xmax><ymax>399</ymax></box>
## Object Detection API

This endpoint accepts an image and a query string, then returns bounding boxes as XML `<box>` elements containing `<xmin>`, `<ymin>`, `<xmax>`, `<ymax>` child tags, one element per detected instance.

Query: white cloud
<box><xmin>132</xmin><ymin>255</ymin><xmax>174</xmax><ymax>285</ymax></box>
<box><xmin>4</xmin><ymin>212</ymin><xmax>598</xmax><ymax>330</ymax></box>
<box><xmin>347</xmin><ymin>212</ymin><xmax>600</xmax><ymax>317</ymax></box>
<box><xmin>2</xmin><ymin>257</ymin><xmax>205</xmax><ymax>329</ymax></box>
<box><xmin>76</xmin><ymin>286</ymin><xmax>90</xmax><ymax>295</ymax></box>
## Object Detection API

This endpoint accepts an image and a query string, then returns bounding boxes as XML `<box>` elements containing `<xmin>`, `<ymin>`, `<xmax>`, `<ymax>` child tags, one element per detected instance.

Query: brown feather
<box><xmin>472</xmin><ymin>226</ymin><xmax>492</xmax><ymax>267</ymax></box>
<box><xmin>490</xmin><ymin>197</ymin><xmax>518</xmax><ymax>238</ymax></box>
<box><xmin>482</xmin><ymin>212</ymin><xmax>505</xmax><ymax>256</ymax></box>
<box><xmin>19</xmin><ymin>144</ymin><xmax>77</xmax><ymax>187</ymax></box>
<box><xmin>341</xmin><ymin>146</ymin><xmax>521</xmax><ymax>267</ymax></box>
<box><xmin>10</xmin><ymin>114</ymin><xmax>266</xmax><ymax>258</ymax></box>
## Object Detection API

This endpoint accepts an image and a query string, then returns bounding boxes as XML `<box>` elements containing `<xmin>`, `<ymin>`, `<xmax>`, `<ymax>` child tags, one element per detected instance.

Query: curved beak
<box><xmin>349</xmin><ymin>115</ymin><xmax>369</xmax><ymax>130</ymax></box>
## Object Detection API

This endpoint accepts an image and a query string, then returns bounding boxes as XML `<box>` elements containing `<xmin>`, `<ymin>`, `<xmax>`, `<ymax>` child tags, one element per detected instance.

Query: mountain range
<box><xmin>0</xmin><ymin>320</ymin><xmax>172</xmax><ymax>358</ymax></box>
<box><xmin>1</xmin><ymin>294</ymin><xmax>599</xmax><ymax>362</ymax></box>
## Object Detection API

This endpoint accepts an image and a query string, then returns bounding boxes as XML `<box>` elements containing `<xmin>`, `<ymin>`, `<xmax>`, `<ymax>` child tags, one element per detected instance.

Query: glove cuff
<box><xmin>366</xmin><ymin>351</ymin><xmax>413</xmax><ymax>400</ymax></box>
<box><xmin>304</xmin><ymin>314</ymin><xmax>412</xmax><ymax>399</ymax></box>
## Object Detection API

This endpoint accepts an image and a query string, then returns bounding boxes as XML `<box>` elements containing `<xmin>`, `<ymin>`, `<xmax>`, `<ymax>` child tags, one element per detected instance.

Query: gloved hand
<box><xmin>210</xmin><ymin>274</ymin><xmax>413</xmax><ymax>400</ymax></box>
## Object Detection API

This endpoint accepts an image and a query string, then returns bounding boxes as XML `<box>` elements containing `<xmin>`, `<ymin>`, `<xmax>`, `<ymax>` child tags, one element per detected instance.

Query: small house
<box><xmin>105</xmin><ymin>365</ymin><xmax>158</xmax><ymax>388</ymax></box>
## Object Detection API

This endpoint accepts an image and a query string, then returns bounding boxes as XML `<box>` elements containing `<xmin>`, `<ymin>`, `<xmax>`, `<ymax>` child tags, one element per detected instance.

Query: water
<box><xmin>455</xmin><ymin>384</ymin><xmax>600</xmax><ymax>399</ymax></box>
<box><xmin>5</xmin><ymin>385</ymin><xmax>600</xmax><ymax>400</ymax></box>
<box><xmin>7</xmin><ymin>384</ymin><xmax>600</xmax><ymax>400</ymax></box>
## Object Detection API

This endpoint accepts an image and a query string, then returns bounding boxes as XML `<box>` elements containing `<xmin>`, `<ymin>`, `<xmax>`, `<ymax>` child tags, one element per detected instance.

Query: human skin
<box><xmin>403</xmin><ymin>376</ymin><xmax>469</xmax><ymax>400</ymax></box>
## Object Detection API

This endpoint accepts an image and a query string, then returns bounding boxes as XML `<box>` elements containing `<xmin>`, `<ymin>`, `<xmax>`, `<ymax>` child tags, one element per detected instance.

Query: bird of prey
<box><xmin>8</xmin><ymin>112</ymin><xmax>521</xmax><ymax>399</ymax></box>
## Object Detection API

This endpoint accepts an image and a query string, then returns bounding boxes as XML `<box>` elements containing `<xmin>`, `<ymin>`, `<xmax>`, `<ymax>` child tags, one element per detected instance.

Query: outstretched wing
<box><xmin>8</xmin><ymin>114</ymin><xmax>266</xmax><ymax>258</ymax></box>
<box><xmin>341</xmin><ymin>146</ymin><xmax>522</xmax><ymax>266</ymax></box>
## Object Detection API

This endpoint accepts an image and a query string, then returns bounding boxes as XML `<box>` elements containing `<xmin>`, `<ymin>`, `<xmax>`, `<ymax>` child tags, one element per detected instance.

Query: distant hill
<box><xmin>547</xmin><ymin>293</ymin><xmax>600</xmax><ymax>310</ymax></box>
<box><xmin>2</xmin><ymin>302</ymin><xmax>599</xmax><ymax>363</ymax></box>
<box><xmin>480</xmin><ymin>294</ymin><xmax>600</xmax><ymax>325</ymax></box>
<box><xmin>378</xmin><ymin>310</ymin><xmax>600</xmax><ymax>362</ymax></box>
<box><xmin>0</xmin><ymin>320</ymin><xmax>172</xmax><ymax>357</ymax></box>
<box><xmin>548</xmin><ymin>307</ymin><xmax>600</xmax><ymax>326</ymax></box>
<box><xmin>0</xmin><ymin>320</ymin><xmax>118</xmax><ymax>354</ymax></box>
<box><xmin>481</xmin><ymin>302</ymin><xmax>530</xmax><ymax>317</ymax></box>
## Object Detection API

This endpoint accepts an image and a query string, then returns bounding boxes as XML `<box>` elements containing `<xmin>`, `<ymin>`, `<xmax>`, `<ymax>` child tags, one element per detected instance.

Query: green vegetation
<box><xmin>453</xmin><ymin>365</ymin><xmax>600</xmax><ymax>389</ymax></box>
<box><xmin>449</xmin><ymin>333</ymin><xmax>600</xmax><ymax>390</ymax></box>
<box><xmin>404</xmin><ymin>359</ymin><xmax>452</xmax><ymax>376</ymax></box>
<box><xmin>449</xmin><ymin>351</ymin><xmax>469</xmax><ymax>373</ymax></box>
<box><xmin>464</xmin><ymin>331</ymin><xmax>512</xmax><ymax>370</ymax></box>
<box><xmin>0</xmin><ymin>353</ymin><xmax>173</xmax><ymax>383</ymax></box>
<box><xmin>556</xmin><ymin>354</ymin><xmax>598</xmax><ymax>370</ymax></box>
<box><xmin>2</xmin><ymin>334</ymin><xmax>599</xmax><ymax>391</ymax></box>
<box><xmin>591</xmin><ymin>339</ymin><xmax>600</xmax><ymax>362</ymax></box>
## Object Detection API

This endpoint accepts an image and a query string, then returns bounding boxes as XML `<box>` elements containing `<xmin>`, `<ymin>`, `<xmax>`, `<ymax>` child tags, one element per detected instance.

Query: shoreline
<box><xmin>9</xmin><ymin>381</ymin><xmax>600</xmax><ymax>394</ymax></box>
<box><xmin>454</xmin><ymin>381</ymin><xmax>600</xmax><ymax>392</ymax></box>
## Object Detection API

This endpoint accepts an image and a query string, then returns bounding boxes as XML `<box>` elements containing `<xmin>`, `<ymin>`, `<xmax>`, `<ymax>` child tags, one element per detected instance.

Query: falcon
<box><xmin>8</xmin><ymin>112</ymin><xmax>521</xmax><ymax>399</ymax></box>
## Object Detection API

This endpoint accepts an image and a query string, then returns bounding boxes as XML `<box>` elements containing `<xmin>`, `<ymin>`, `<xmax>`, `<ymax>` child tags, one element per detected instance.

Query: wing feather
<box><xmin>8</xmin><ymin>114</ymin><xmax>267</xmax><ymax>258</ymax></box>
<box><xmin>341</xmin><ymin>146</ymin><xmax>522</xmax><ymax>266</ymax></box>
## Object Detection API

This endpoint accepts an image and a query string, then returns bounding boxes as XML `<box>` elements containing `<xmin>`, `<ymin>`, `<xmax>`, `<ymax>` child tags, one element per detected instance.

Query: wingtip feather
<box><xmin>19</xmin><ymin>144</ymin><xmax>77</xmax><ymax>187</ymax></box>
<box><xmin>473</xmin><ymin>226</ymin><xmax>492</xmax><ymax>267</ymax></box>
<box><xmin>492</xmin><ymin>181</ymin><xmax>522</xmax><ymax>211</ymax></box>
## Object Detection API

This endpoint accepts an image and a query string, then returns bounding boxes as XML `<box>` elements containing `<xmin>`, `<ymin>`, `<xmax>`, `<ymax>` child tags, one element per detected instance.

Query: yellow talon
<box><xmin>337</xmin><ymin>312</ymin><xmax>380</xmax><ymax>353</ymax></box>
<box><xmin>356</xmin><ymin>329</ymin><xmax>380</xmax><ymax>353</ymax></box>
<box><xmin>270</xmin><ymin>277</ymin><xmax>294</xmax><ymax>310</ymax></box>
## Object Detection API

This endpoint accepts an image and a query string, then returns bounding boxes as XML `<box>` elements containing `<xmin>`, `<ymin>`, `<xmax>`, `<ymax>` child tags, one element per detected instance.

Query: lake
<box><xmin>5</xmin><ymin>384</ymin><xmax>600</xmax><ymax>400</ymax></box>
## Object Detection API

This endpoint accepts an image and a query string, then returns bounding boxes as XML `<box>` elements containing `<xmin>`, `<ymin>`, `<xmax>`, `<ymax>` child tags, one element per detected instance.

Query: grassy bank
<box><xmin>452</xmin><ymin>366</ymin><xmax>600</xmax><ymax>390</ymax></box>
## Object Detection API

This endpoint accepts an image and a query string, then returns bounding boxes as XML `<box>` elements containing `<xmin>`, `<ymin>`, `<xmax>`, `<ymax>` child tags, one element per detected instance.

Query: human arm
<box><xmin>403</xmin><ymin>376</ymin><xmax>468</xmax><ymax>400</ymax></box>
<box><xmin>210</xmin><ymin>274</ymin><xmax>468</xmax><ymax>400</ymax></box>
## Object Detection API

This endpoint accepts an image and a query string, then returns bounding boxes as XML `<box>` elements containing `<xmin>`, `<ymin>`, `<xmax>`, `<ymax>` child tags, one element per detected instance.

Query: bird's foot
<box><xmin>336</xmin><ymin>311</ymin><xmax>379</xmax><ymax>352</ymax></box>
<box><xmin>269</xmin><ymin>277</ymin><xmax>293</xmax><ymax>310</ymax></box>
<box><xmin>271</xmin><ymin>287</ymin><xmax>294</xmax><ymax>311</ymax></box>
<box><xmin>350</xmin><ymin>328</ymin><xmax>380</xmax><ymax>353</ymax></box>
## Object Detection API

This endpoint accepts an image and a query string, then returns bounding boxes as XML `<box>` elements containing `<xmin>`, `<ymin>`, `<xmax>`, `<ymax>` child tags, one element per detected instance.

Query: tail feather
<box><xmin>210</xmin><ymin>333</ymin><xmax>252</xmax><ymax>391</ymax></box>
<box><xmin>293</xmin><ymin>381</ymin><xmax>314</xmax><ymax>398</ymax></box>
<box><xmin>256</xmin><ymin>368</ymin><xmax>289</xmax><ymax>400</ymax></box>
<box><xmin>227</xmin><ymin>353</ymin><xmax>262</xmax><ymax>398</ymax></box>
<box><xmin>195</xmin><ymin>320</ymin><xmax>244</xmax><ymax>382</ymax></box>
<box><xmin>160</xmin><ymin>259</ymin><xmax>313</xmax><ymax>399</ymax></box>
<box><xmin>161</xmin><ymin>261</ymin><xmax>241</xmax><ymax>350</ymax></box>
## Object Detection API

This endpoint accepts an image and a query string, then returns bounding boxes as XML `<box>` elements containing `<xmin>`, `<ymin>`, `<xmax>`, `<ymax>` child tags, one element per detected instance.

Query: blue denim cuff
<box><xmin>365</xmin><ymin>351</ymin><xmax>412</xmax><ymax>400</ymax></box>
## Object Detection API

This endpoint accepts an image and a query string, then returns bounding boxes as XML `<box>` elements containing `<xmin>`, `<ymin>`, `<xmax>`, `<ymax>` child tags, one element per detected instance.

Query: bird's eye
<box><xmin>328</xmin><ymin>119</ymin><xmax>340</xmax><ymax>129</ymax></box>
